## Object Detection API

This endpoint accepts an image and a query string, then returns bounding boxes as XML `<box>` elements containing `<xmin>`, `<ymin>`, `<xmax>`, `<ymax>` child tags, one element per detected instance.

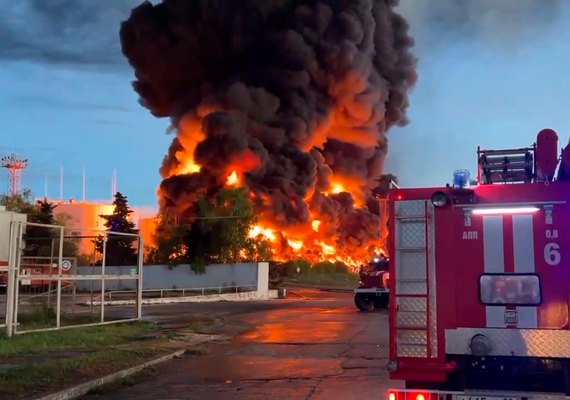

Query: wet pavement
<box><xmin>81</xmin><ymin>288</ymin><xmax>403</xmax><ymax>399</ymax></box>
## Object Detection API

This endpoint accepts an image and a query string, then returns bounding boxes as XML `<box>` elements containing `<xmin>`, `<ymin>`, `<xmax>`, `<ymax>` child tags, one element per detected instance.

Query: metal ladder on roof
<box><xmin>477</xmin><ymin>145</ymin><xmax>535</xmax><ymax>184</ymax></box>
<box><xmin>393</xmin><ymin>200</ymin><xmax>436</xmax><ymax>358</ymax></box>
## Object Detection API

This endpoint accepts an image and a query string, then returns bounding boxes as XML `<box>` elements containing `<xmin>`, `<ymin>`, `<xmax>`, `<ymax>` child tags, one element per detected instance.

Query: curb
<box><xmin>280</xmin><ymin>283</ymin><xmax>354</xmax><ymax>293</ymax></box>
<box><xmin>34</xmin><ymin>349</ymin><xmax>187</xmax><ymax>400</ymax></box>
<box><xmin>82</xmin><ymin>289</ymin><xmax>279</xmax><ymax>306</ymax></box>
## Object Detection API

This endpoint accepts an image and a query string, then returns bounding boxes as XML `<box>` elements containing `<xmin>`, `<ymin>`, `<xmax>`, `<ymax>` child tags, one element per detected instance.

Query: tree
<box><xmin>25</xmin><ymin>198</ymin><xmax>56</xmax><ymax>256</ymax></box>
<box><xmin>148</xmin><ymin>188</ymin><xmax>270</xmax><ymax>272</ymax></box>
<box><xmin>95</xmin><ymin>192</ymin><xmax>139</xmax><ymax>266</ymax></box>
<box><xmin>0</xmin><ymin>192</ymin><xmax>57</xmax><ymax>256</ymax></box>
<box><xmin>184</xmin><ymin>188</ymin><xmax>269</xmax><ymax>269</ymax></box>
<box><xmin>1</xmin><ymin>192</ymin><xmax>80</xmax><ymax>259</ymax></box>
<box><xmin>145</xmin><ymin>219</ymin><xmax>188</xmax><ymax>266</ymax></box>
<box><xmin>0</xmin><ymin>188</ymin><xmax>35</xmax><ymax>214</ymax></box>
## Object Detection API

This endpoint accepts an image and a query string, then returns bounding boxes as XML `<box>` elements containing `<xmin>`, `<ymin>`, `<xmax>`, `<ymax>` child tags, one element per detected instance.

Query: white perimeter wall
<box><xmin>75</xmin><ymin>262</ymin><xmax>265</xmax><ymax>292</ymax></box>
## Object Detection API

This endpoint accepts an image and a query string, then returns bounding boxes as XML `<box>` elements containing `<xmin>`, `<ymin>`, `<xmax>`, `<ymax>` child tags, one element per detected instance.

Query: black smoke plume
<box><xmin>120</xmin><ymin>0</ymin><xmax>417</xmax><ymax>259</ymax></box>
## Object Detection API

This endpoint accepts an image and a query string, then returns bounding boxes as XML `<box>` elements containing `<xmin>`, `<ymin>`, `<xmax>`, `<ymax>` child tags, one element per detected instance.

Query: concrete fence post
<box><xmin>256</xmin><ymin>262</ymin><xmax>269</xmax><ymax>295</ymax></box>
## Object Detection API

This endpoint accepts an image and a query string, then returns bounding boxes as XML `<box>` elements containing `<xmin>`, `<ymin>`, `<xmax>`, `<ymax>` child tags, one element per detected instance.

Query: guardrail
<box><xmin>99</xmin><ymin>285</ymin><xmax>258</xmax><ymax>302</ymax></box>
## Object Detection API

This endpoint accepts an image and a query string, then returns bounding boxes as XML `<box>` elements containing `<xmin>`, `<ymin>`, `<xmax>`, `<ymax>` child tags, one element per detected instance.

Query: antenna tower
<box><xmin>1</xmin><ymin>154</ymin><xmax>28</xmax><ymax>195</ymax></box>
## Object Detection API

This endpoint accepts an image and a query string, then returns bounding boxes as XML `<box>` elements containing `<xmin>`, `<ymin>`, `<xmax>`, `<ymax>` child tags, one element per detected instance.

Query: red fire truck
<box><xmin>354</xmin><ymin>255</ymin><xmax>390</xmax><ymax>311</ymax></box>
<box><xmin>386</xmin><ymin>128</ymin><xmax>570</xmax><ymax>399</ymax></box>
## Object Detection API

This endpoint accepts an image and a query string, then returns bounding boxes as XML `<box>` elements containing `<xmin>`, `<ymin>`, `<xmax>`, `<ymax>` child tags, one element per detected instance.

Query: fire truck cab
<box><xmin>387</xmin><ymin>129</ymin><xmax>570</xmax><ymax>398</ymax></box>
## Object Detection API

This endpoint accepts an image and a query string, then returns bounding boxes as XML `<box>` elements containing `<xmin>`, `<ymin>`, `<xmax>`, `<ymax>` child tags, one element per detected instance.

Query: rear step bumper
<box><xmin>389</xmin><ymin>360</ymin><xmax>457</xmax><ymax>382</ymax></box>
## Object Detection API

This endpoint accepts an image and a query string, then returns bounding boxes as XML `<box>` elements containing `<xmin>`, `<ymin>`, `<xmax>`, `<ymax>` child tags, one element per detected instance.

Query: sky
<box><xmin>1</xmin><ymin>0</ymin><xmax>570</xmax><ymax>211</ymax></box>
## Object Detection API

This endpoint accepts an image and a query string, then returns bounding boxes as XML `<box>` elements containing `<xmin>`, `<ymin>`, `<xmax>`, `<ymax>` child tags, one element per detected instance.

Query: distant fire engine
<box><xmin>354</xmin><ymin>194</ymin><xmax>391</xmax><ymax>311</ymax></box>
<box><xmin>386</xmin><ymin>128</ymin><xmax>570</xmax><ymax>399</ymax></box>
<box><xmin>354</xmin><ymin>255</ymin><xmax>389</xmax><ymax>311</ymax></box>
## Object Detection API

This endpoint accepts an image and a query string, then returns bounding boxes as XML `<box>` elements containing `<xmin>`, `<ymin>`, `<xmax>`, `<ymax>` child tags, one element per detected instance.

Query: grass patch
<box><xmin>15</xmin><ymin>306</ymin><xmax>103</xmax><ymax>331</ymax></box>
<box><xmin>0</xmin><ymin>318</ymin><xmax>222</xmax><ymax>399</ymax></box>
<box><xmin>0</xmin><ymin>345</ymin><xmax>168</xmax><ymax>399</ymax></box>
<box><xmin>0</xmin><ymin>321</ymin><xmax>158</xmax><ymax>357</ymax></box>
<box><xmin>282</xmin><ymin>272</ymin><xmax>358</xmax><ymax>289</ymax></box>
<box><xmin>0</xmin><ymin>321</ymin><xmax>173</xmax><ymax>399</ymax></box>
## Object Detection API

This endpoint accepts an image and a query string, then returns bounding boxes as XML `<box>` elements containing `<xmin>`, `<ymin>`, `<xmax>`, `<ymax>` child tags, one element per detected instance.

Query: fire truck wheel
<box><xmin>354</xmin><ymin>293</ymin><xmax>374</xmax><ymax>311</ymax></box>
<box><xmin>563</xmin><ymin>360</ymin><xmax>570</xmax><ymax>395</ymax></box>
<box><xmin>373</xmin><ymin>294</ymin><xmax>389</xmax><ymax>309</ymax></box>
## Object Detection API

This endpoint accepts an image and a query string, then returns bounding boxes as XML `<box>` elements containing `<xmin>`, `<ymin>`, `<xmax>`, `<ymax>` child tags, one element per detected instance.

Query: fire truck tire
<box><xmin>373</xmin><ymin>294</ymin><xmax>389</xmax><ymax>309</ymax></box>
<box><xmin>563</xmin><ymin>360</ymin><xmax>570</xmax><ymax>395</ymax></box>
<box><xmin>354</xmin><ymin>293</ymin><xmax>374</xmax><ymax>311</ymax></box>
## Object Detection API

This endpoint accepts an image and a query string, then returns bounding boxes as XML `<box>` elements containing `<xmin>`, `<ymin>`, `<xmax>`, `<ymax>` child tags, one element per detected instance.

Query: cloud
<box><xmin>397</xmin><ymin>0</ymin><xmax>564</xmax><ymax>50</ymax></box>
<box><xmin>0</xmin><ymin>0</ymin><xmax>146</xmax><ymax>66</ymax></box>
<box><xmin>11</xmin><ymin>93</ymin><xmax>132</xmax><ymax>112</ymax></box>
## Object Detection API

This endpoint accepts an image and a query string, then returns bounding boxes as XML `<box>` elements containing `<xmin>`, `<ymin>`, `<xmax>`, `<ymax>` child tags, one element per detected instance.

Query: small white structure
<box><xmin>0</xmin><ymin>206</ymin><xmax>27</xmax><ymax>261</ymax></box>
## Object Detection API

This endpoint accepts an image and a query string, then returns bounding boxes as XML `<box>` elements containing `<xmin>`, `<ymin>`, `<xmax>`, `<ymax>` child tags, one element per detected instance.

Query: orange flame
<box><xmin>249</xmin><ymin>225</ymin><xmax>276</xmax><ymax>241</ymax></box>
<box><xmin>226</xmin><ymin>171</ymin><xmax>239</xmax><ymax>186</ymax></box>
<box><xmin>311</xmin><ymin>220</ymin><xmax>321</xmax><ymax>232</ymax></box>
<box><xmin>287</xmin><ymin>239</ymin><xmax>303</xmax><ymax>251</ymax></box>
<box><xmin>320</xmin><ymin>242</ymin><xmax>336</xmax><ymax>255</ymax></box>
<box><xmin>324</xmin><ymin>175</ymin><xmax>366</xmax><ymax>207</ymax></box>
<box><xmin>331</xmin><ymin>183</ymin><xmax>345</xmax><ymax>194</ymax></box>
<box><xmin>160</xmin><ymin>113</ymin><xmax>383</xmax><ymax>269</ymax></box>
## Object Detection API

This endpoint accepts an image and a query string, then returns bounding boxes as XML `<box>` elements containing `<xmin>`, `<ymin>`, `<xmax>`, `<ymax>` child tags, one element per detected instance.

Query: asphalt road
<box><xmin>81</xmin><ymin>288</ymin><xmax>404</xmax><ymax>400</ymax></box>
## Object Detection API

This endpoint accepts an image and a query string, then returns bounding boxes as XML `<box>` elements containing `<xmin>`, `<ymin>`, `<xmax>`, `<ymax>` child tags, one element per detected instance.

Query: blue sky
<box><xmin>1</xmin><ymin>1</ymin><xmax>569</xmax><ymax>210</ymax></box>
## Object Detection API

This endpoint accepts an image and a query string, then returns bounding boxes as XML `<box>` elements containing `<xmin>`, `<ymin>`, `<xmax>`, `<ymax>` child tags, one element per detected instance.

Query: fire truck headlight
<box><xmin>431</xmin><ymin>191</ymin><xmax>448</xmax><ymax>207</ymax></box>
<box><xmin>469</xmin><ymin>334</ymin><xmax>492</xmax><ymax>356</ymax></box>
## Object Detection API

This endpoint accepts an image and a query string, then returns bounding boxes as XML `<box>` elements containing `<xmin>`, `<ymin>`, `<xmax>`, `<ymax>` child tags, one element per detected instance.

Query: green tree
<box><xmin>25</xmin><ymin>198</ymin><xmax>56</xmax><ymax>256</ymax></box>
<box><xmin>183</xmin><ymin>188</ymin><xmax>269</xmax><ymax>269</ymax></box>
<box><xmin>145</xmin><ymin>220</ymin><xmax>189</xmax><ymax>266</ymax></box>
<box><xmin>0</xmin><ymin>188</ymin><xmax>35</xmax><ymax>214</ymax></box>
<box><xmin>95</xmin><ymin>192</ymin><xmax>138</xmax><ymax>266</ymax></box>
<box><xmin>148</xmin><ymin>188</ymin><xmax>270</xmax><ymax>272</ymax></box>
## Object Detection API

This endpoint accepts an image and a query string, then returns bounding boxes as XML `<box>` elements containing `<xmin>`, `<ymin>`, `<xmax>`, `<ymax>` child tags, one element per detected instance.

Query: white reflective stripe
<box><xmin>513</xmin><ymin>214</ymin><xmax>538</xmax><ymax>328</ymax></box>
<box><xmin>483</xmin><ymin>216</ymin><xmax>504</xmax><ymax>273</ymax></box>
<box><xmin>483</xmin><ymin>215</ymin><xmax>506</xmax><ymax>327</ymax></box>
<box><xmin>513</xmin><ymin>215</ymin><xmax>535</xmax><ymax>273</ymax></box>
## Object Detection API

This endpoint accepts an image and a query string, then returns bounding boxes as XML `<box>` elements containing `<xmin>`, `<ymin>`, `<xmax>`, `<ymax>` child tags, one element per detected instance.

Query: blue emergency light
<box><xmin>453</xmin><ymin>169</ymin><xmax>470</xmax><ymax>189</ymax></box>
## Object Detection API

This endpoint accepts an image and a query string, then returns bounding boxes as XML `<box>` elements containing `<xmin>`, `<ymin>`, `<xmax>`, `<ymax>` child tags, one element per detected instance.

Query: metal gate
<box><xmin>3</xmin><ymin>220</ymin><xmax>144</xmax><ymax>337</ymax></box>
<box><xmin>393</xmin><ymin>200</ymin><xmax>438</xmax><ymax>358</ymax></box>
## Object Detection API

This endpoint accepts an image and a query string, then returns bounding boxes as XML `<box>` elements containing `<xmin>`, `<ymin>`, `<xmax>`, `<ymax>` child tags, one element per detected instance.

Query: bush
<box><xmin>284</xmin><ymin>259</ymin><xmax>311</xmax><ymax>276</ymax></box>
<box><xmin>308</xmin><ymin>261</ymin><xmax>349</xmax><ymax>274</ymax></box>
<box><xmin>333</xmin><ymin>261</ymin><xmax>349</xmax><ymax>273</ymax></box>
<box><xmin>311</xmin><ymin>261</ymin><xmax>336</xmax><ymax>274</ymax></box>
